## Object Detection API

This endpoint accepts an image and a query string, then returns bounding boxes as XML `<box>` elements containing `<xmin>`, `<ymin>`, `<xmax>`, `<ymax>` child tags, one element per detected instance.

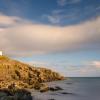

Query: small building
<box><xmin>0</xmin><ymin>51</ymin><xmax>2</xmax><ymax>56</ymax></box>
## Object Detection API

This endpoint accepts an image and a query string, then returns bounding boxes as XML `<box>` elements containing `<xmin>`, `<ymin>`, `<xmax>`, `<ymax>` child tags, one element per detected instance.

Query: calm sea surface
<box><xmin>31</xmin><ymin>77</ymin><xmax>100</xmax><ymax>100</ymax></box>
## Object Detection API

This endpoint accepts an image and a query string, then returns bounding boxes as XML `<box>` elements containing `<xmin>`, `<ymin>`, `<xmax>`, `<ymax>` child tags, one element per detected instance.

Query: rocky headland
<box><xmin>0</xmin><ymin>56</ymin><xmax>64</xmax><ymax>100</ymax></box>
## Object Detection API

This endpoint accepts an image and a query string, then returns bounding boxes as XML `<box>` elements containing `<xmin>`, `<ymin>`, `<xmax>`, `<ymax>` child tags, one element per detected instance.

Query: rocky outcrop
<box><xmin>0</xmin><ymin>56</ymin><xmax>64</xmax><ymax>89</ymax></box>
<box><xmin>40</xmin><ymin>85</ymin><xmax>63</xmax><ymax>93</ymax></box>
<box><xmin>0</xmin><ymin>88</ymin><xmax>32</xmax><ymax>100</ymax></box>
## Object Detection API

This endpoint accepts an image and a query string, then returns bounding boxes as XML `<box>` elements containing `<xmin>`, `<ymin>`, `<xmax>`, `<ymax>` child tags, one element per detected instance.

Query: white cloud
<box><xmin>0</xmin><ymin>13</ymin><xmax>21</xmax><ymax>26</ymax></box>
<box><xmin>0</xmin><ymin>13</ymin><xmax>100</xmax><ymax>57</ymax></box>
<box><xmin>0</xmin><ymin>13</ymin><xmax>33</xmax><ymax>27</ymax></box>
<box><xmin>91</xmin><ymin>61</ymin><xmax>100</xmax><ymax>68</ymax></box>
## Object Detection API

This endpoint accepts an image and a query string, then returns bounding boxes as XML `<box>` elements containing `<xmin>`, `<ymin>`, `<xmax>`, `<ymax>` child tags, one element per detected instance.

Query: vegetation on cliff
<box><xmin>0</xmin><ymin>56</ymin><xmax>64</xmax><ymax>89</ymax></box>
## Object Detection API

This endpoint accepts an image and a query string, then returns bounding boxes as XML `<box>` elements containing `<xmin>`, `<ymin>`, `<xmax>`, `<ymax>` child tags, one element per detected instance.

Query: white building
<box><xmin>0</xmin><ymin>51</ymin><xmax>2</xmax><ymax>56</ymax></box>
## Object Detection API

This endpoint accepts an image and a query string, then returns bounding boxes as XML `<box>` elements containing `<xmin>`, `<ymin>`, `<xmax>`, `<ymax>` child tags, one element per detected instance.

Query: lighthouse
<box><xmin>0</xmin><ymin>51</ymin><xmax>2</xmax><ymax>56</ymax></box>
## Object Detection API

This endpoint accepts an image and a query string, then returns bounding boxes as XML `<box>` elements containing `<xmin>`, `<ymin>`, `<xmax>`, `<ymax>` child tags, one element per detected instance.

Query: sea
<box><xmin>30</xmin><ymin>77</ymin><xmax>100</xmax><ymax>100</ymax></box>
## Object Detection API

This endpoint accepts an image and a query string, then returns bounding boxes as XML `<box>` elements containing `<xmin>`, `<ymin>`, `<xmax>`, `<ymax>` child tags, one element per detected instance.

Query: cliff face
<box><xmin>0</xmin><ymin>56</ymin><xmax>64</xmax><ymax>89</ymax></box>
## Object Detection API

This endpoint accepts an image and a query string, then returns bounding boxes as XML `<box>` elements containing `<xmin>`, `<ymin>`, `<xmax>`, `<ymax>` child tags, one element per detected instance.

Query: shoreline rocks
<box><xmin>0</xmin><ymin>88</ymin><xmax>32</xmax><ymax>100</ymax></box>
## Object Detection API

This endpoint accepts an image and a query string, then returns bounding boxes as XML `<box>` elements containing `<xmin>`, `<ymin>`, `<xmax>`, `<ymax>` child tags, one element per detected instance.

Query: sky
<box><xmin>0</xmin><ymin>0</ymin><xmax>100</xmax><ymax>77</ymax></box>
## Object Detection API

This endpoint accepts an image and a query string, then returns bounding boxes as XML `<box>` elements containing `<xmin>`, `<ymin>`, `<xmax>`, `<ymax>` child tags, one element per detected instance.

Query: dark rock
<box><xmin>0</xmin><ymin>92</ymin><xmax>8</xmax><ymax>100</ymax></box>
<box><xmin>34</xmin><ymin>83</ymin><xmax>49</xmax><ymax>93</ymax></box>
<box><xmin>55</xmin><ymin>86</ymin><xmax>63</xmax><ymax>90</ymax></box>
<box><xmin>40</xmin><ymin>87</ymin><xmax>49</xmax><ymax>93</ymax></box>
<box><xmin>0</xmin><ymin>96</ymin><xmax>15</xmax><ymax>100</ymax></box>
<box><xmin>49</xmin><ymin>86</ymin><xmax>63</xmax><ymax>91</ymax></box>
<box><xmin>14</xmin><ymin>89</ymin><xmax>32</xmax><ymax>100</ymax></box>
<box><xmin>61</xmin><ymin>92</ymin><xmax>73</xmax><ymax>95</ymax></box>
<box><xmin>66</xmin><ymin>83</ymin><xmax>72</xmax><ymax>85</ymax></box>
<box><xmin>0</xmin><ymin>89</ymin><xmax>32</xmax><ymax>100</ymax></box>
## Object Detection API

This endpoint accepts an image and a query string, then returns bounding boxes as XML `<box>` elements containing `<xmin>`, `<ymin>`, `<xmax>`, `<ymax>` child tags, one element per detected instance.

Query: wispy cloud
<box><xmin>61</xmin><ymin>61</ymin><xmax>100</xmax><ymax>76</ymax></box>
<box><xmin>42</xmin><ymin>9</ymin><xmax>78</xmax><ymax>24</ymax></box>
<box><xmin>77</xmin><ymin>61</ymin><xmax>100</xmax><ymax>76</ymax></box>
<box><xmin>25</xmin><ymin>60</ymin><xmax>100</xmax><ymax>77</ymax></box>
<box><xmin>57</xmin><ymin>0</ymin><xmax>81</xmax><ymax>6</ymax></box>
<box><xmin>45</xmin><ymin>13</ymin><xmax>77</xmax><ymax>24</ymax></box>
<box><xmin>96</xmin><ymin>6</ymin><xmax>100</xmax><ymax>10</ymax></box>
<box><xmin>0</xmin><ymin>13</ymin><xmax>20</xmax><ymax>26</ymax></box>
<box><xmin>45</xmin><ymin>15</ymin><xmax>61</xmax><ymax>24</ymax></box>
<box><xmin>57</xmin><ymin>0</ymin><xmax>67</xmax><ymax>6</ymax></box>
<box><xmin>0</xmin><ymin>13</ymin><xmax>32</xmax><ymax>27</ymax></box>
<box><xmin>0</xmin><ymin>13</ymin><xmax>100</xmax><ymax>57</ymax></box>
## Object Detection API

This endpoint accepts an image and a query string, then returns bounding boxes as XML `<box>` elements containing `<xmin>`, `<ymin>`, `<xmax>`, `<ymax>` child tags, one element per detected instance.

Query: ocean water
<box><xmin>31</xmin><ymin>77</ymin><xmax>100</xmax><ymax>100</ymax></box>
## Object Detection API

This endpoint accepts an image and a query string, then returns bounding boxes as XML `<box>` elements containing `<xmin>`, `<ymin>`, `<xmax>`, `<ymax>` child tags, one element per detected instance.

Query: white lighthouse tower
<box><xmin>0</xmin><ymin>51</ymin><xmax>2</xmax><ymax>56</ymax></box>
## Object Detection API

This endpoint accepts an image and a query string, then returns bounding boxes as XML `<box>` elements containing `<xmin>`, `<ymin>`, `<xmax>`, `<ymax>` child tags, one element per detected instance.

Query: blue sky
<box><xmin>0</xmin><ymin>0</ymin><xmax>99</xmax><ymax>25</ymax></box>
<box><xmin>0</xmin><ymin>0</ymin><xmax>100</xmax><ymax>76</ymax></box>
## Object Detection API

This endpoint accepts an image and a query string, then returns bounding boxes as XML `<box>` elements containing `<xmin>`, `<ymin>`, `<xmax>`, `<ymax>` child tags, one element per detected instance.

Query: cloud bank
<box><xmin>0</xmin><ymin>13</ymin><xmax>100</xmax><ymax>57</ymax></box>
